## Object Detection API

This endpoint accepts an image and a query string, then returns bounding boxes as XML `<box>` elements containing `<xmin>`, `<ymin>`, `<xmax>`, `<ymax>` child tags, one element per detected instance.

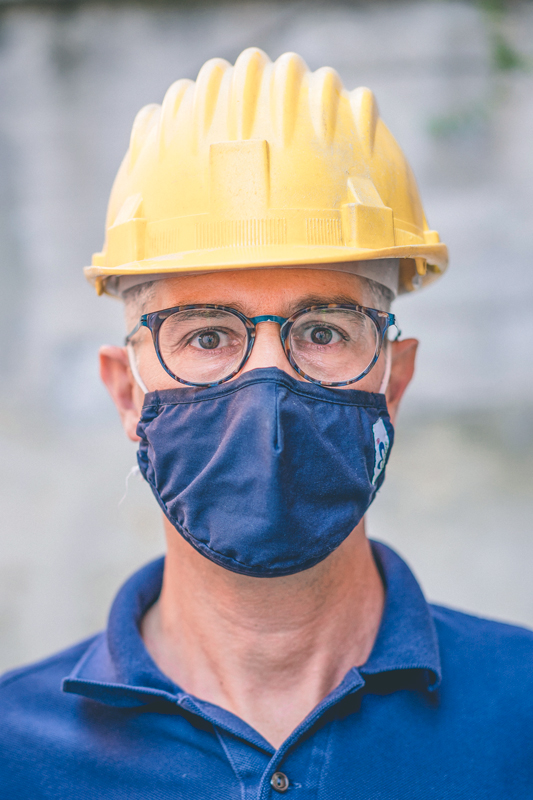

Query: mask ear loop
<box><xmin>118</xmin><ymin>463</ymin><xmax>141</xmax><ymax>507</ymax></box>
<box><xmin>126</xmin><ymin>343</ymin><xmax>149</xmax><ymax>395</ymax></box>
<box><xmin>378</xmin><ymin>343</ymin><xmax>392</xmax><ymax>395</ymax></box>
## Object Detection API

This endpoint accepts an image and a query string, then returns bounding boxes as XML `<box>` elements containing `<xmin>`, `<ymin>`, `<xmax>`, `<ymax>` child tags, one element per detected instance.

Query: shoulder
<box><xmin>0</xmin><ymin>635</ymin><xmax>102</xmax><ymax>749</ymax></box>
<box><xmin>431</xmin><ymin>602</ymin><xmax>533</xmax><ymax>652</ymax></box>
<box><xmin>430</xmin><ymin>604</ymin><xmax>533</xmax><ymax>699</ymax></box>
<box><xmin>0</xmin><ymin>636</ymin><xmax>107</xmax><ymax>797</ymax></box>
<box><xmin>0</xmin><ymin>635</ymin><xmax>99</xmax><ymax>697</ymax></box>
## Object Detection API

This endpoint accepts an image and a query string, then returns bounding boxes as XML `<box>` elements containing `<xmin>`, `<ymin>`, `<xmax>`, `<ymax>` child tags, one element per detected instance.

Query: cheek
<box><xmin>339</xmin><ymin>350</ymin><xmax>387</xmax><ymax>393</ymax></box>
<box><xmin>135</xmin><ymin>340</ymin><xmax>179</xmax><ymax>391</ymax></box>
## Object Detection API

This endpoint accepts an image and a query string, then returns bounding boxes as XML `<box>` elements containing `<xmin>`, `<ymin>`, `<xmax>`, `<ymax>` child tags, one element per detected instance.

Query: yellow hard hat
<box><xmin>86</xmin><ymin>48</ymin><xmax>447</xmax><ymax>297</ymax></box>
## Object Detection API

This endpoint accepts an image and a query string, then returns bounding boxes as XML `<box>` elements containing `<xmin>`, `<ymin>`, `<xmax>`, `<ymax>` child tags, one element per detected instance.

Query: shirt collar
<box><xmin>363</xmin><ymin>541</ymin><xmax>441</xmax><ymax>689</ymax></box>
<box><xmin>63</xmin><ymin>541</ymin><xmax>441</xmax><ymax>708</ymax></box>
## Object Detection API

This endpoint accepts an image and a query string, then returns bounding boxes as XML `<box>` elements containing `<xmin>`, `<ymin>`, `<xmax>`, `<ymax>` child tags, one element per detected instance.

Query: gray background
<box><xmin>0</xmin><ymin>0</ymin><xmax>532</xmax><ymax>673</ymax></box>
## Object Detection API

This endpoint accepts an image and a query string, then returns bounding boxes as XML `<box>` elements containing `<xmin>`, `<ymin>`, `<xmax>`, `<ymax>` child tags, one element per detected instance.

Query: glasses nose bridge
<box><xmin>243</xmin><ymin>314</ymin><xmax>291</xmax><ymax>374</ymax></box>
<box><xmin>249</xmin><ymin>314</ymin><xmax>288</xmax><ymax>329</ymax></box>
<box><xmin>248</xmin><ymin>314</ymin><xmax>290</xmax><ymax>351</ymax></box>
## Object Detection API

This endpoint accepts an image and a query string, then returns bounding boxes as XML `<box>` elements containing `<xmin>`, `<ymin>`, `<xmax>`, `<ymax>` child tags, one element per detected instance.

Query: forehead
<box><xmin>147</xmin><ymin>268</ymin><xmax>368</xmax><ymax>314</ymax></box>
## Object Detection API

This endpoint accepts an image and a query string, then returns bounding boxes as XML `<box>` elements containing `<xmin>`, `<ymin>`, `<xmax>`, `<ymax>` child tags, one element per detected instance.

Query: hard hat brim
<box><xmin>85</xmin><ymin>242</ymin><xmax>448</xmax><ymax>297</ymax></box>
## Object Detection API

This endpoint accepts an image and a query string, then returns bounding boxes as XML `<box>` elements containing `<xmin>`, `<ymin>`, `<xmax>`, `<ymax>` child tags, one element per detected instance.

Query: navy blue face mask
<box><xmin>136</xmin><ymin>367</ymin><xmax>394</xmax><ymax>578</ymax></box>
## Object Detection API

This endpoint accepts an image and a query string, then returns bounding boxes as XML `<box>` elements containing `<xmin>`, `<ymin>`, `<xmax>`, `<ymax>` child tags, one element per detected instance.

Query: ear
<box><xmin>385</xmin><ymin>338</ymin><xmax>418</xmax><ymax>425</ymax></box>
<box><xmin>99</xmin><ymin>345</ymin><xmax>142</xmax><ymax>442</ymax></box>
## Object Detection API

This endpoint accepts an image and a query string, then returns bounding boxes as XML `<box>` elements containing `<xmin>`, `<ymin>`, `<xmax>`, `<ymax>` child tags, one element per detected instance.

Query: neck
<box><xmin>141</xmin><ymin>519</ymin><xmax>384</xmax><ymax>749</ymax></box>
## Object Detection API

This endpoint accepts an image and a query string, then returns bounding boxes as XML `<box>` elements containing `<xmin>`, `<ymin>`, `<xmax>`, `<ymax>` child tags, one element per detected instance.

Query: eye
<box><xmin>196</xmin><ymin>330</ymin><xmax>220</xmax><ymax>349</ymax></box>
<box><xmin>310</xmin><ymin>326</ymin><xmax>333</xmax><ymax>345</ymax></box>
<box><xmin>302</xmin><ymin>325</ymin><xmax>344</xmax><ymax>346</ymax></box>
<box><xmin>189</xmin><ymin>328</ymin><xmax>235</xmax><ymax>351</ymax></box>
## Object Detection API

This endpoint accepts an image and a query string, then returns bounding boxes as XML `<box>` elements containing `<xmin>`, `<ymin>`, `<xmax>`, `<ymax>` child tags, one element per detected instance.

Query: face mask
<box><xmin>136</xmin><ymin>367</ymin><xmax>394</xmax><ymax>577</ymax></box>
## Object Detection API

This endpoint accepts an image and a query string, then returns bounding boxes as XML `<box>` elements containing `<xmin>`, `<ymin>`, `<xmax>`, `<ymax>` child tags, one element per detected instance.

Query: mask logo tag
<box><xmin>372</xmin><ymin>418</ymin><xmax>390</xmax><ymax>485</ymax></box>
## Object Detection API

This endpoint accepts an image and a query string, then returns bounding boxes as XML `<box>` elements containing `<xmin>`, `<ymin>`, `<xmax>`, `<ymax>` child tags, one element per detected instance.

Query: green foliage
<box><xmin>428</xmin><ymin>103</ymin><xmax>489</xmax><ymax>140</ymax></box>
<box><xmin>478</xmin><ymin>0</ymin><xmax>530</xmax><ymax>73</ymax></box>
<box><xmin>429</xmin><ymin>0</ymin><xmax>529</xmax><ymax>139</ymax></box>
<box><xmin>491</xmin><ymin>30</ymin><xmax>528</xmax><ymax>71</ymax></box>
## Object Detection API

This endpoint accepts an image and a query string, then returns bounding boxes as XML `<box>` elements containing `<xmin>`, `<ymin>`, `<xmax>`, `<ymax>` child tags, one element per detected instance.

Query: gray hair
<box><xmin>123</xmin><ymin>281</ymin><xmax>158</xmax><ymax>329</ymax></box>
<box><xmin>360</xmin><ymin>277</ymin><xmax>394</xmax><ymax>313</ymax></box>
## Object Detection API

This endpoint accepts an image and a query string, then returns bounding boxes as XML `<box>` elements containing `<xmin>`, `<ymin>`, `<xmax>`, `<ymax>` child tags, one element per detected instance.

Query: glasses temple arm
<box><xmin>124</xmin><ymin>316</ymin><xmax>147</xmax><ymax>345</ymax></box>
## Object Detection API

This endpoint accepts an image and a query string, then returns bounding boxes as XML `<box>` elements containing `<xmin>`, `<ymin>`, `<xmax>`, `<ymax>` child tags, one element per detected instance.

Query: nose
<box><xmin>239</xmin><ymin>321</ymin><xmax>301</xmax><ymax>379</ymax></box>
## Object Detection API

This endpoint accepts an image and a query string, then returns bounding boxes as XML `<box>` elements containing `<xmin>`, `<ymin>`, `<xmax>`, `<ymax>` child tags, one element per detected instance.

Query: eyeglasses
<box><xmin>125</xmin><ymin>303</ymin><xmax>398</xmax><ymax>388</ymax></box>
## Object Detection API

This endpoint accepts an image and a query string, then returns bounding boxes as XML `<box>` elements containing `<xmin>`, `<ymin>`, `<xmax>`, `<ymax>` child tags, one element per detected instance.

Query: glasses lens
<box><xmin>158</xmin><ymin>309</ymin><xmax>248</xmax><ymax>384</ymax></box>
<box><xmin>289</xmin><ymin>308</ymin><xmax>379</xmax><ymax>383</ymax></box>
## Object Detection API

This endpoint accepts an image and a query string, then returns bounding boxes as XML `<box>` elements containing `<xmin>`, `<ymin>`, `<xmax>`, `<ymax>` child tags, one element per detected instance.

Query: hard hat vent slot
<box><xmin>196</xmin><ymin>219</ymin><xmax>287</xmax><ymax>249</ymax></box>
<box><xmin>306</xmin><ymin>218</ymin><xmax>342</xmax><ymax>246</ymax></box>
<box><xmin>147</xmin><ymin>227</ymin><xmax>180</xmax><ymax>257</ymax></box>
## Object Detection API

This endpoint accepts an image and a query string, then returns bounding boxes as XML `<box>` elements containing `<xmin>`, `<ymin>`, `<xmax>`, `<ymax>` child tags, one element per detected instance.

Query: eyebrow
<box><xmin>284</xmin><ymin>294</ymin><xmax>363</xmax><ymax>315</ymax></box>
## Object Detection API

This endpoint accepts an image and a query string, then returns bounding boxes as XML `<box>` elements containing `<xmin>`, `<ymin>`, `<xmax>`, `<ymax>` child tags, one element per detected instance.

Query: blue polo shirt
<box><xmin>1</xmin><ymin>541</ymin><xmax>533</xmax><ymax>798</ymax></box>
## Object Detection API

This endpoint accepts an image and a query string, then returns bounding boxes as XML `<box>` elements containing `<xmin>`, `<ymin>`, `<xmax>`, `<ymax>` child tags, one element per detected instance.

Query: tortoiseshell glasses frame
<box><xmin>125</xmin><ymin>303</ymin><xmax>399</xmax><ymax>389</ymax></box>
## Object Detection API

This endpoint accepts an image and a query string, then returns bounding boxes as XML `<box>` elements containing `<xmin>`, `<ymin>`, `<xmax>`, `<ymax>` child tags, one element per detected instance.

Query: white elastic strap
<box><xmin>127</xmin><ymin>343</ymin><xmax>149</xmax><ymax>394</ymax></box>
<box><xmin>118</xmin><ymin>464</ymin><xmax>141</xmax><ymax>507</ymax></box>
<box><xmin>378</xmin><ymin>344</ymin><xmax>392</xmax><ymax>395</ymax></box>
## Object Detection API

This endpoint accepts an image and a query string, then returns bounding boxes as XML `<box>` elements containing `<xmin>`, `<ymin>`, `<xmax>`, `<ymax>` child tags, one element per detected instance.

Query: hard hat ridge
<box><xmin>351</xmin><ymin>86</ymin><xmax>379</xmax><ymax>158</ymax></box>
<box><xmin>87</xmin><ymin>47</ymin><xmax>448</xmax><ymax>297</ymax></box>
<box><xmin>271</xmin><ymin>52</ymin><xmax>307</xmax><ymax>146</ymax></box>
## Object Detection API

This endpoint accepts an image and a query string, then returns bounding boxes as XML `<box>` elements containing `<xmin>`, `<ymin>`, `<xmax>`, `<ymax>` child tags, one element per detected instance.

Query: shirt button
<box><xmin>270</xmin><ymin>772</ymin><xmax>290</xmax><ymax>793</ymax></box>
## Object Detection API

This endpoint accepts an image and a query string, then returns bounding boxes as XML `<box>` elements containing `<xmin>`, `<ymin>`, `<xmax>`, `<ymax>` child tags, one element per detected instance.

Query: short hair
<box><xmin>123</xmin><ymin>281</ymin><xmax>157</xmax><ymax>329</ymax></box>
<box><xmin>361</xmin><ymin>277</ymin><xmax>394</xmax><ymax>313</ymax></box>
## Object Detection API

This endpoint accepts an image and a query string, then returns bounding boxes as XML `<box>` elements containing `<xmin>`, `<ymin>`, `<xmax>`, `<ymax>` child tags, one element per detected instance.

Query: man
<box><xmin>2</xmin><ymin>48</ymin><xmax>532</xmax><ymax>798</ymax></box>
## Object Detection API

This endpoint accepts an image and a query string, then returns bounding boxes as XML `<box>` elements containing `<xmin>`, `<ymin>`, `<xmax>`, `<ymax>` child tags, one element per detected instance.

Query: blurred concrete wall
<box><xmin>0</xmin><ymin>0</ymin><xmax>532</xmax><ymax>673</ymax></box>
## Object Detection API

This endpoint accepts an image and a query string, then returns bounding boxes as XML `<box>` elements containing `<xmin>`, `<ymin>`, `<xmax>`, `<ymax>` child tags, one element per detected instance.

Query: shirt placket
<box><xmin>202</xmin><ymin>671</ymin><xmax>366</xmax><ymax>799</ymax></box>
<box><xmin>216</xmin><ymin>723</ymin><xmax>335</xmax><ymax>800</ymax></box>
